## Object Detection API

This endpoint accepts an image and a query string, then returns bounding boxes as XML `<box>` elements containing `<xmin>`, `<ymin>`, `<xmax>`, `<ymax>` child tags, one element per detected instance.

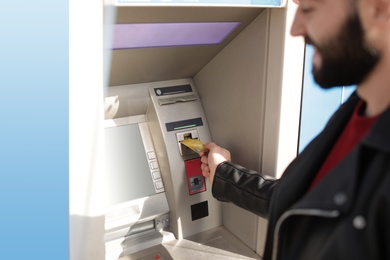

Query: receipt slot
<box><xmin>184</xmin><ymin>158</ymin><xmax>206</xmax><ymax>195</ymax></box>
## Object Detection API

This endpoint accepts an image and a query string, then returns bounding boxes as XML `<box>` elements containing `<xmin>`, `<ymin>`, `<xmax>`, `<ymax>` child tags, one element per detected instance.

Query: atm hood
<box><xmin>104</xmin><ymin>6</ymin><xmax>270</xmax><ymax>86</ymax></box>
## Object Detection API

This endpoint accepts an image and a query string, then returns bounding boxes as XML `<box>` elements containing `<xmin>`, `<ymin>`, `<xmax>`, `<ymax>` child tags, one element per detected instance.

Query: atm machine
<box><xmin>94</xmin><ymin>0</ymin><xmax>304</xmax><ymax>259</ymax></box>
<box><xmin>104</xmin><ymin>79</ymin><xmax>262</xmax><ymax>259</ymax></box>
<box><xmin>104</xmin><ymin>80</ymin><xmax>265</xmax><ymax>260</ymax></box>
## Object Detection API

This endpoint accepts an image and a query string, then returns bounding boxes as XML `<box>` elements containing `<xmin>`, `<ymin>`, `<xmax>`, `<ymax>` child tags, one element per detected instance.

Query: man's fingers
<box><xmin>201</xmin><ymin>165</ymin><xmax>210</xmax><ymax>178</ymax></box>
<box><xmin>201</xmin><ymin>155</ymin><xmax>208</xmax><ymax>165</ymax></box>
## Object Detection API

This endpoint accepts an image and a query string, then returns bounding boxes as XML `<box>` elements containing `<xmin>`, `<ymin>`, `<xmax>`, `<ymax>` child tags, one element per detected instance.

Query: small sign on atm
<box><xmin>184</xmin><ymin>158</ymin><xmax>206</xmax><ymax>195</ymax></box>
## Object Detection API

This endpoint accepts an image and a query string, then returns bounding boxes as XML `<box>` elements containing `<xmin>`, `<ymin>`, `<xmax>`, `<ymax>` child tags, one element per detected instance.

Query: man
<box><xmin>200</xmin><ymin>0</ymin><xmax>390</xmax><ymax>259</ymax></box>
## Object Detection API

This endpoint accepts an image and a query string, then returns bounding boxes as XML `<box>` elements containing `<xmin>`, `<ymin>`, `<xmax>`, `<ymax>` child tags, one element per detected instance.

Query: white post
<box><xmin>69</xmin><ymin>0</ymin><xmax>106</xmax><ymax>259</ymax></box>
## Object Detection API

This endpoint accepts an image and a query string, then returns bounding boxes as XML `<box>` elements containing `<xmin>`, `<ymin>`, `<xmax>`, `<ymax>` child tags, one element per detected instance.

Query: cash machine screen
<box><xmin>105</xmin><ymin>120</ymin><xmax>161</xmax><ymax>207</ymax></box>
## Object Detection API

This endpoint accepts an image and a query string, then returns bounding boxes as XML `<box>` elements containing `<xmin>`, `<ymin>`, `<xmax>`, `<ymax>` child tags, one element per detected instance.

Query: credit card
<box><xmin>180</xmin><ymin>138</ymin><xmax>206</xmax><ymax>153</ymax></box>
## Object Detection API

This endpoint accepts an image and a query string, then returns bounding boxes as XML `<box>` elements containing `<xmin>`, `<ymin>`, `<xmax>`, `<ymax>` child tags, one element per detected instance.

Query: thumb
<box><xmin>205</xmin><ymin>142</ymin><xmax>217</xmax><ymax>150</ymax></box>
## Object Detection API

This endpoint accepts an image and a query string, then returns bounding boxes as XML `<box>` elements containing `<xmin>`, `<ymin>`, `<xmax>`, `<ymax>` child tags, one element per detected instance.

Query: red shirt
<box><xmin>310</xmin><ymin>99</ymin><xmax>380</xmax><ymax>189</ymax></box>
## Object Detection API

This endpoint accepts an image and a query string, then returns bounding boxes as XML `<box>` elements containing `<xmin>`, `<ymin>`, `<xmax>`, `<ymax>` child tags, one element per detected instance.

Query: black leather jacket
<box><xmin>212</xmin><ymin>93</ymin><xmax>390</xmax><ymax>260</ymax></box>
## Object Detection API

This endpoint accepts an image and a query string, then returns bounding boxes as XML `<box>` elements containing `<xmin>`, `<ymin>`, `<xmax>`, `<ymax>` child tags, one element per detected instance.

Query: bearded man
<box><xmin>200</xmin><ymin>0</ymin><xmax>390</xmax><ymax>259</ymax></box>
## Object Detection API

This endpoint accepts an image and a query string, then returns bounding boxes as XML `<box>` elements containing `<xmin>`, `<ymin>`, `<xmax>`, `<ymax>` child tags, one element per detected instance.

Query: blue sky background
<box><xmin>299</xmin><ymin>45</ymin><xmax>356</xmax><ymax>153</ymax></box>
<box><xmin>0</xmin><ymin>0</ymin><xmax>69</xmax><ymax>258</ymax></box>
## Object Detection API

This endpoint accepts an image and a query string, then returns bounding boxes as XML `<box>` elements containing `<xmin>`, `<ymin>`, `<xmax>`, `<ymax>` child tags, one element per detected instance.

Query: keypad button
<box><xmin>152</xmin><ymin>171</ymin><xmax>161</xmax><ymax>180</ymax></box>
<box><xmin>150</xmin><ymin>161</ymin><xmax>158</xmax><ymax>170</ymax></box>
<box><xmin>147</xmin><ymin>151</ymin><xmax>156</xmax><ymax>160</ymax></box>
<box><xmin>155</xmin><ymin>181</ymin><xmax>164</xmax><ymax>190</ymax></box>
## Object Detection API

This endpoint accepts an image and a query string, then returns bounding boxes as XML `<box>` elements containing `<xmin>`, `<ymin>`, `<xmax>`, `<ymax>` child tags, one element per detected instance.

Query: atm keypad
<box><xmin>146</xmin><ymin>150</ymin><xmax>164</xmax><ymax>192</ymax></box>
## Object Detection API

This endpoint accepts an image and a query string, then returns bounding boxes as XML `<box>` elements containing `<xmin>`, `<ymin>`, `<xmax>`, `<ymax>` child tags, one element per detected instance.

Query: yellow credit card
<box><xmin>180</xmin><ymin>138</ymin><xmax>206</xmax><ymax>153</ymax></box>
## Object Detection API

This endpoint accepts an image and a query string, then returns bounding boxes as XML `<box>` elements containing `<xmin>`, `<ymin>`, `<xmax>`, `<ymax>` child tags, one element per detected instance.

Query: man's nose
<box><xmin>290</xmin><ymin>12</ymin><xmax>305</xmax><ymax>37</ymax></box>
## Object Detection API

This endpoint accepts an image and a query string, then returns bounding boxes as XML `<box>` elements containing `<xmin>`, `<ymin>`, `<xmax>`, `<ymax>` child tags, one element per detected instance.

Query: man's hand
<box><xmin>200</xmin><ymin>142</ymin><xmax>231</xmax><ymax>185</ymax></box>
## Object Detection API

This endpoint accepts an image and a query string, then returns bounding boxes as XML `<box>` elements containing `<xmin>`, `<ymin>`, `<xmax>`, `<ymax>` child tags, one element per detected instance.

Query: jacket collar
<box><xmin>363</xmin><ymin>106</ymin><xmax>390</xmax><ymax>154</ymax></box>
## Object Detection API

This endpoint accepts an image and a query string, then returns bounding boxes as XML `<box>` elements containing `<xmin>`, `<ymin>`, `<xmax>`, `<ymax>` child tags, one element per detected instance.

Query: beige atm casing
<box><xmin>146</xmin><ymin>79</ymin><xmax>222</xmax><ymax>239</ymax></box>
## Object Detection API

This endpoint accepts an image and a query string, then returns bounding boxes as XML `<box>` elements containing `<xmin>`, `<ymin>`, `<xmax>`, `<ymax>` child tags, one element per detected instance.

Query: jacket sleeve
<box><xmin>211</xmin><ymin>161</ymin><xmax>278</xmax><ymax>218</ymax></box>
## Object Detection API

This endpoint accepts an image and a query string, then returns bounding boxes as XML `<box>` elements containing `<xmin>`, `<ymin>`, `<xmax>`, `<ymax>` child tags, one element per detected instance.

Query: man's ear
<box><xmin>360</xmin><ymin>0</ymin><xmax>390</xmax><ymax>49</ymax></box>
<box><xmin>372</xmin><ymin>0</ymin><xmax>390</xmax><ymax>23</ymax></box>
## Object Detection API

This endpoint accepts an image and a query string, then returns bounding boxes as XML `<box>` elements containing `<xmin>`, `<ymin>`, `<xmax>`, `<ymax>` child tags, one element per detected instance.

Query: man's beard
<box><xmin>307</xmin><ymin>11</ymin><xmax>380</xmax><ymax>89</ymax></box>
